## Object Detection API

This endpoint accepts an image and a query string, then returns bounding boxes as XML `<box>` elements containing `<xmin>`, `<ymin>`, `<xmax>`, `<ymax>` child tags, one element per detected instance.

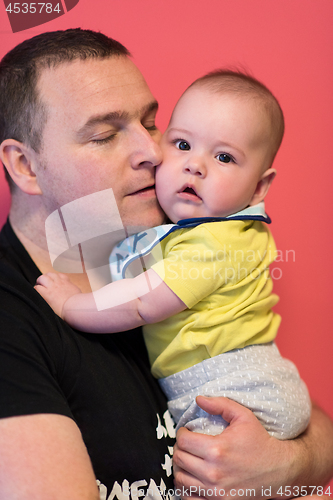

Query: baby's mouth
<box><xmin>178</xmin><ymin>185</ymin><xmax>202</xmax><ymax>201</ymax></box>
<box><xmin>183</xmin><ymin>187</ymin><xmax>197</xmax><ymax>195</ymax></box>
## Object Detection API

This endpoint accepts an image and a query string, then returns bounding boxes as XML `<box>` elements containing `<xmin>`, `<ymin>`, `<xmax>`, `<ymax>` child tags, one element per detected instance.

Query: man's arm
<box><xmin>173</xmin><ymin>396</ymin><xmax>333</xmax><ymax>500</ymax></box>
<box><xmin>0</xmin><ymin>413</ymin><xmax>100</xmax><ymax>500</ymax></box>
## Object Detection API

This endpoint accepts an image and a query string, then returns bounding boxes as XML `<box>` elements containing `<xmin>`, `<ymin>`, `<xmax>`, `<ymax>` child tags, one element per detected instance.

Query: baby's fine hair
<box><xmin>188</xmin><ymin>69</ymin><xmax>285</xmax><ymax>165</ymax></box>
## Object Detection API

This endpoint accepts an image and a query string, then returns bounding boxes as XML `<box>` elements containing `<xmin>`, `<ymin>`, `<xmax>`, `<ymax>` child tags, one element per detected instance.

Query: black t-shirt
<box><xmin>0</xmin><ymin>220</ymin><xmax>175</xmax><ymax>498</ymax></box>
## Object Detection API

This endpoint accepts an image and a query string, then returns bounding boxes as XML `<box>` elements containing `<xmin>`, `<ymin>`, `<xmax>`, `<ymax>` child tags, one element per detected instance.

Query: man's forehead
<box><xmin>37</xmin><ymin>56</ymin><xmax>150</xmax><ymax>103</ymax></box>
<box><xmin>37</xmin><ymin>56</ymin><xmax>156</xmax><ymax>129</ymax></box>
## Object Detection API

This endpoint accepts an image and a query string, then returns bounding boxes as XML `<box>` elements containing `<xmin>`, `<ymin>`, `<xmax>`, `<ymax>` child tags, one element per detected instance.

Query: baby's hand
<box><xmin>35</xmin><ymin>273</ymin><xmax>82</xmax><ymax>318</ymax></box>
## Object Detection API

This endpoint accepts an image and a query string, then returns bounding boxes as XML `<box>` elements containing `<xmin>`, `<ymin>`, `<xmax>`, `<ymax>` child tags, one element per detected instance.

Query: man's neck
<box><xmin>10</xmin><ymin>214</ymin><xmax>93</xmax><ymax>293</ymax></box>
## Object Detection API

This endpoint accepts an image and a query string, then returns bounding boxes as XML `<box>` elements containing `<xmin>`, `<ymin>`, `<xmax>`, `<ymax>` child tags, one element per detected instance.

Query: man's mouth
<box><xmin>129</xmin><ymin>185</ymin><xmax>156</xmax><ymax>196</ymax></box>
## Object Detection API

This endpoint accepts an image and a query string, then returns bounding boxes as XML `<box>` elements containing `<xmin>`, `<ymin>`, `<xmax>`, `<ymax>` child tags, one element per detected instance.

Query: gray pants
<box><xmin>159</xmin><ymin>343</ymin><xmax>311</xmax><ymax>439</ymax></box>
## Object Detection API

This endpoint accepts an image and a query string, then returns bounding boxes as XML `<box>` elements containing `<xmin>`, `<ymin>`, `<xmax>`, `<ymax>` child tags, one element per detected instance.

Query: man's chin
<box><xmin>121</xmin><ymin>200</ymin><xmax>166</xmax><ymax>234</ymax></box>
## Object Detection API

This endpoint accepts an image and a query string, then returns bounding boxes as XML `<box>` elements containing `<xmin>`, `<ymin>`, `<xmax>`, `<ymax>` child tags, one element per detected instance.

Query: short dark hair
<box><xmin>188</xmin><ymin>69</ymin><xmax>285</xmax><ymax>166</ymax></box>
<box><xmin>0</xmin><ymin>28</ymin><xmax>130</xmax><ymax>188</ymax></box>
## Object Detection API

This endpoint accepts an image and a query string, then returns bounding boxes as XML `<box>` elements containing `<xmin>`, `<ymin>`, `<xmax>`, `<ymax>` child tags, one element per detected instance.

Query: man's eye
<box><xmin>91</xmin><ymin>135</ymin><xmax>116</xmax><ymax>145</ymax></box>
<box><xmin>144</xmin><ymin>124</ymin><xmax>157</xmax><ymax>132</ymax></box>
<box><xmin>175</xmin><ymin>140</ymin><xmax>191</xmax><ymax>151</ymax></box>
<box><xmin>217</xmin><ymin>153</ymin><xmax>234</xmax><ymax>163</ymax></box>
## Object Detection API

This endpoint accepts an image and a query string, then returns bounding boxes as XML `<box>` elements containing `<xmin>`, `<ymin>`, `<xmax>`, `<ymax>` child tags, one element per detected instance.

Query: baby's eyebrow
<box><xmin>218</xmin><ymin>141</ymin><xmax>246</xmax><ymax>158</ymax></box>
<box><xmin>166</xmin><ymin>128</ymin><xmax>246</xmax><ymax>157</ymax></box>
<box><xmin>166</xmin><ymin>127</ymin><xmax>193</xmax><ymax>136</ymax></box>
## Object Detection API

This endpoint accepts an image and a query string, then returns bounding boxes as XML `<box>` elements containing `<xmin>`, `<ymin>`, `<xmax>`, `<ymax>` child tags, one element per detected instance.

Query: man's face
<box><xmin>35</xmin><ymin>56</ymin><xmax>165</xmax><ymax>229</ymax></box>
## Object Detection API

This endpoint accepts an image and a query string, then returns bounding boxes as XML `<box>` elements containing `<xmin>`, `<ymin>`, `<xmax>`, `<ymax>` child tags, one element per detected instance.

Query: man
<box><xmin>0</xmin><ymin>29</ymin><xmax>332</xmax><ymax>500</ymax></box>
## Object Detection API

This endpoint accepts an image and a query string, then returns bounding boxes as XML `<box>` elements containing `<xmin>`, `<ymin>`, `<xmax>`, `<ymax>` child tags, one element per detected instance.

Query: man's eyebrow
<box><xmin>141</xmin><ymin>100</ymin><xmax>159</xmax><ymax>117</ymax></box>
<box><xmin>77</xmin><ymin>101</ymin><xmax>159</xmax><ymax>137</ymax></box>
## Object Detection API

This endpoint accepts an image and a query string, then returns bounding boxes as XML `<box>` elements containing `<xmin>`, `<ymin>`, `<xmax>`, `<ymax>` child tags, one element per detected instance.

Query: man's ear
<box><xmin>249</xmin><ymin>168</ymin><xmax>276</xmax><ymax>206</ymax></box>
<box><xmin>0</xmin><ymin>139</ymin><xmax>42</xmax><ymax>195</ymax></box>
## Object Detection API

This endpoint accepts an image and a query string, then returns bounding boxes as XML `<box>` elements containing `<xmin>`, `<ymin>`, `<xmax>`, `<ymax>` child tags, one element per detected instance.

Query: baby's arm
<box><xmin>35</xmin><ymin>270</ymin><xmax>186</xmax><ymax>333</ymax></box>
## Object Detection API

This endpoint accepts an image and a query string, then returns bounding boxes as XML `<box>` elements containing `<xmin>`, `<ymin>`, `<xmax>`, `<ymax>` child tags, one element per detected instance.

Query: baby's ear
<box><xmin>249</xmin><ymin>168</ymin><xmax>276</xmax><ymax>206</ymax></box>
<box><xmin>0</xmin><ymin>139</ymin><xmax>42</xmax><ymax>195</ymax></box>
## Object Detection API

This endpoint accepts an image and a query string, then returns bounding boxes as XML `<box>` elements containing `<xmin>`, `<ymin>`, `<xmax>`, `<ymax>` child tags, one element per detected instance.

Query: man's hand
<box><xmin>173</xmin><ymin>396</ymin><xmax>291</xmax><ymax>499</ymax></box>
<box><xmin>35</xmin><ymin>273</ymin><xmax>82</xmax><ymax>318</ymax></box>
<box><xmin>173</xmin><ymin>396</ymin><xmax>333</xmax><ymax>500</ymax></box>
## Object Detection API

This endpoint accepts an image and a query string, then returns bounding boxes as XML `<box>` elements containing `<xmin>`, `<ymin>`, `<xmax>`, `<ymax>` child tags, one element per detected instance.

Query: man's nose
<box><xmin>183</xmin><ymin>156</ymin><xmax>206</xmax><ymax>177</ymax></box>
<box><xmin>129</xmin><ymin>125</ymin><xmax>162</xmax><ymax>169</ymax></box>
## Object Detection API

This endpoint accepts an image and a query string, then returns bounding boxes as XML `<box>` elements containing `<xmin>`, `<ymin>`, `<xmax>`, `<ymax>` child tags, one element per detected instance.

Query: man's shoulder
<box><xmin>0</xmin><ymin>221</ymin><xmax>44</xmax><ymax>320</ymax></box>
<box><xmin>0</xmin><ymin>221</ymin><xmax>75</xmax><ymax>374</ymax></box>
<box><xmin>0</xmin><ymin>220</ymin><xmax>38</xmax><ymax>285</ymax></box>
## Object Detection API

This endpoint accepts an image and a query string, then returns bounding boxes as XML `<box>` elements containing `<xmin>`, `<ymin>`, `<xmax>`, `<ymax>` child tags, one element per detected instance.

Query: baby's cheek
<box><xmin>155</xmin><ymin>168</ymin><xmax>171</xmax><ymax>213</ymax></box>
<box><xmin>155</xmin><ymin>162</ymin><xmax>167</xmax><ymax>187</ymax></box>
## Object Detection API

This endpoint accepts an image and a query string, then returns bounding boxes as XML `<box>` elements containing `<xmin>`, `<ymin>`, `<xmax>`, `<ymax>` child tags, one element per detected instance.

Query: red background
<box><xmin>0</xmin><ymin>0</ymin><xmax>332</xmax><ymax>485</ymax></box>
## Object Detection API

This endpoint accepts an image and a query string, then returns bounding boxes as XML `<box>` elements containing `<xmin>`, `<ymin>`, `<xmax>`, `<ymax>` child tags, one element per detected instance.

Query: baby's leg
<box><xmin>175</xmin><ymin>398</ymin><xmax>230</xmax><ymax>436</ymax></box>
<box><xmin>160</xmin><ymin>343</ymin><xmax>312</xmax><ymax>439</ymax></box>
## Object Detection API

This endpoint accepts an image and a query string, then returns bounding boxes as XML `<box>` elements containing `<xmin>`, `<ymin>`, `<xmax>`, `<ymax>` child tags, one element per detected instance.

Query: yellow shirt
<box><xmin>144</xmin><ymin>220</ymin><xmax>281</xmax><ymax>378</ymax></box>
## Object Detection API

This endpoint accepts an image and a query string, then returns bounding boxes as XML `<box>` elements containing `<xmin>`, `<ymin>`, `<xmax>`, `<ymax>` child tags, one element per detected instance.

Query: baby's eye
<box><xmin>216</xmin><ymin>153</ymin><xmax>234</xmax><ymax>163</ymax></box>
<box><xmin>176</xmin><ymin>140</ymin><xmax>191</xmax><ymax>151</ymax></box>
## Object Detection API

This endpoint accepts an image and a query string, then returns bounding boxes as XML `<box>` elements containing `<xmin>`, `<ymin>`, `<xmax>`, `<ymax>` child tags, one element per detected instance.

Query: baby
<box><xmin>36</xmin><ymin>70</ymin><xmax>311</xmax><ymax>438</ymax></box>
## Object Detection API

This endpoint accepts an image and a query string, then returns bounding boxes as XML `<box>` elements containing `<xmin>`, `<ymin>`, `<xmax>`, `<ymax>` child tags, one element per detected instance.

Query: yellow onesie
<box><xmin>144</xmin><ymin>219</ymin><xmax>281</xmax><ymax>378</ymax></box>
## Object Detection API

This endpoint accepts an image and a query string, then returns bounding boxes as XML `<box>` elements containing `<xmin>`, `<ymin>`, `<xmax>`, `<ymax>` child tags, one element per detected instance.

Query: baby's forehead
<box><xmin>167</xmin><ymin>86</ymin><xmax>274</xmax><ymax>153</ymax></box>
<box><xmin>167</xmin><ymin>73</ymin><xmax>284</xmax><ymax>163</ymax></box>
<box><xmin>172</xmin><ymin>85</ymin><xmax>269</xmax><ymax>127</ymax></box>
<box><xmin>178</xmin><ymin>84</ymin><xmax>264</xmax><ymax>110</ymax></box>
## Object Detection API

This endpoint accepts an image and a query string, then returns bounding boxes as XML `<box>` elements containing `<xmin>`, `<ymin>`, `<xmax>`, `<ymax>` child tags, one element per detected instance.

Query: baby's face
<box><xmin>156</xmin><ymin>87</ymin><xmax>274</xmax><ymax>223</ymax></box>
